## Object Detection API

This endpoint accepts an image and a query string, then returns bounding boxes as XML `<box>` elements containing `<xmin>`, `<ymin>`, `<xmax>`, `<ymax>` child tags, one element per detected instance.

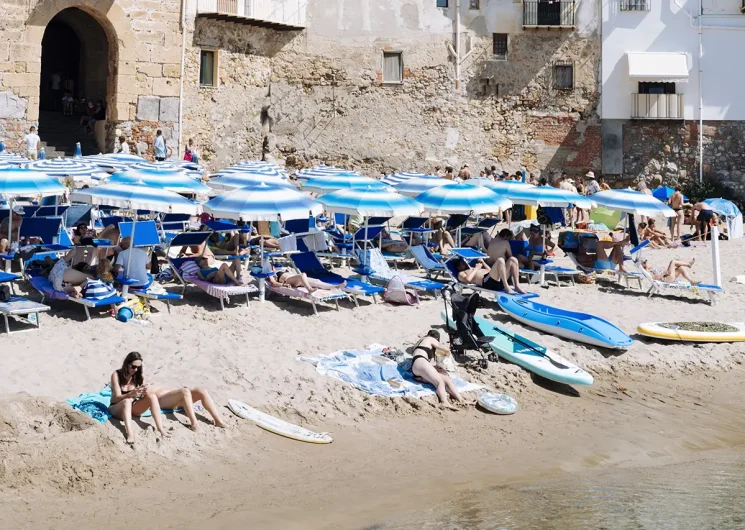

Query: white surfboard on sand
<box><xmin>228</xmin><ymin>399</ymin><xmax>333</xmax><ymax>444</ymax></box>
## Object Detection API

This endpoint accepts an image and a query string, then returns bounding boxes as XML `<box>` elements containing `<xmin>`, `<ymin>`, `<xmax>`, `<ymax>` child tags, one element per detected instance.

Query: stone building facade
<box><xmin>0</xmin><ymin>0</ymin><xmax>602</xmax><ymax>177</ymax></box>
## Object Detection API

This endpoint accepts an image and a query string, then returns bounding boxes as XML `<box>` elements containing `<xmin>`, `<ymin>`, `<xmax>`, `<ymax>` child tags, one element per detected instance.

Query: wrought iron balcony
<box><xmin>523</xmin><ymin>0</ymin><xmax>576</xmax><ymax>28</ymax></box>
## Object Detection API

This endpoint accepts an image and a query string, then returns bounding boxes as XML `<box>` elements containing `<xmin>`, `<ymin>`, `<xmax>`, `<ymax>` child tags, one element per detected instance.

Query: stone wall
<box><xmin>181</xmin><ymin>14</ymin><xmax>601</xmax><ymax>176</ymax></box>
<box><xmin>621</xmin><ymin>121</ymin><xmax>745</xmax><ymax>198</ymax></box>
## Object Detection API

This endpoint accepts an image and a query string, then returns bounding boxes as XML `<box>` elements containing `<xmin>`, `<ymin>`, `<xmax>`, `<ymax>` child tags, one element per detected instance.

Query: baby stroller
<box><xmin>442</xmin><ymin>286</ymin><xmax>497</xmax><ymax>369</ymax></box>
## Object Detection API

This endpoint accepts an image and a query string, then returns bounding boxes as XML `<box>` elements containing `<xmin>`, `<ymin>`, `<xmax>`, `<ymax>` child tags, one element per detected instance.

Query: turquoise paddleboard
<box><xmin>442</xmin><ymin>310</ymin><xmax>594</xmax><ymax>386</ymax></box>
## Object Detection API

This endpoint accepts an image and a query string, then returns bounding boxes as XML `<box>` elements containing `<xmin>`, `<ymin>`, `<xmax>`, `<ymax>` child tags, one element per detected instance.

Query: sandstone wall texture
<box><xmin>621</xmin><ymin>121</ymin><xmax>745</xmax><ymax>198</ymax></box>
<box><xmin>1</xmin><ymin>0</ymin><xmax>602</xmax><ymax>176</ymax></box>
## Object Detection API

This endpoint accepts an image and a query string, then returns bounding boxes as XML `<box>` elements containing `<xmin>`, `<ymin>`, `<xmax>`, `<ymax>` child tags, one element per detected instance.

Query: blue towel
<box><xmin>66</xmin><ymin>386</ymin><xmax>183</xmax><ymax>423</ymax></box>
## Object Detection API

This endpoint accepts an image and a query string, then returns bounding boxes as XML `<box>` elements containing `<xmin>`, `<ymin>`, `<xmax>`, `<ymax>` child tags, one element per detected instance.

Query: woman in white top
<box><xmin>117</xmin><ymin>135</ymin><xmax>130</xmax><ymax>154</ymax></box>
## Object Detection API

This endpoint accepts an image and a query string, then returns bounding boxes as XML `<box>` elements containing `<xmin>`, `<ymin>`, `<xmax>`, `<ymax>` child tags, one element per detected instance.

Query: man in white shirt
<box><xmin>585</xmin><ymin>171</ymin><xmax>600</xmax><ymax>196</ymax></box>
<box><xmin>114</xmin><ymin>237</ymin><xmax>151</xmax><ymax>287</ymax></box>
<box><xmin>18</xmin><ymin>126</ymin><xmax>41</xmax><ymax>160</ymax></box>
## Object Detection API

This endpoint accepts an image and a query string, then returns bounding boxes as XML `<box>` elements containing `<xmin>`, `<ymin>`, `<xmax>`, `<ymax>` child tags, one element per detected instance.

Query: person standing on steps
<box><xmin>17</xmin><ymin>126</ymin><xmax>41</xmax><ymax>160</ymax></box>
<box><xmin>153</xmin><ymin>129</ymin><xmax>172</xmax><ymax>162</ymax></box>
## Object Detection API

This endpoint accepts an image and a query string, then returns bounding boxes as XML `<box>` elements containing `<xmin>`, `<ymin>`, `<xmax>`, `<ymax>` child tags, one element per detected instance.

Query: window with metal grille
<box><xmin>436</xmin><ymin>0</ymin><xmax>448</xmax><ymax>7</ymax></box>
<box><xmin>200</xmin><ymin>50</ymin><xmax>216</xmax><ymax>87</ymax></box>
<box><xmin>383</xmin><ymin>52</ymin><xmax>403</xmax><ymax>84</ymax></box>
<box><xmin>492</xmin><ymin>34</ymin><xmax>508</xmax><ymax>59</ymax></box>
<box><xmin>638</xmin><ymin>82</ymin><xmax>676</xmax><ymax>94</ymax></box>
<box><xmin>620</xmin><ymin>0</ymin><xmax>650</xmax><ymax>10</ymax></box>
<box><xmin>554</xmin><ymin>61</ymin><xmax>574</xmax><ymax>90</ymax></box>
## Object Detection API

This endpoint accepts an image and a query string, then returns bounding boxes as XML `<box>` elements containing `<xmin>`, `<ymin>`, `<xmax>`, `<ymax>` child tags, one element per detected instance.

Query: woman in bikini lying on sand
<box><xmin>108</xmin><ymin>351</ymin><xmax>227</xmax><ymax>444</ymax></box>
<box><xmin>411</xmin><ymin>330</ymin><xmax>474</xmax><ymax>411</ymax></box>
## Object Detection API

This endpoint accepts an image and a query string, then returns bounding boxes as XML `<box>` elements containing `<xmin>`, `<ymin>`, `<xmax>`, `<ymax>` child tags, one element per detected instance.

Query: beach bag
<box><xmin>0</xmin><ymin>284</ymin><xmax>10</xmax><ymax>302</ymax></box>
<box><xmin>83</xmin><ymin>279</ymin><xmax>116</xmax><ymax>300</ymax></box>
<box><xmin>383</xmin><ymin>276</ymin><xmax>419</xmax><ymax>306</ymax></box>
<box><xmin>183</xmin><ymin>149</ymin><xmax>193</xmax><ymax>162</ymax></box>
<box><xmin>179</xmin><ymin>260</ymin><xmax>200</xmax><ymax>278</ymax></box>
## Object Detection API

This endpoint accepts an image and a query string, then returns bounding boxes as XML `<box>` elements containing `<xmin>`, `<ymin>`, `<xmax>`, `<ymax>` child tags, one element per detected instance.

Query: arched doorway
<box><xmin>39</xmin><ymin>8</ymin><xmax>110</xmax><ymax>155</ymax></box>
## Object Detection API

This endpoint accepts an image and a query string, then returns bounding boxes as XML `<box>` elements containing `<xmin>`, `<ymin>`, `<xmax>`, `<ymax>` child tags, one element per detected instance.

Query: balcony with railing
<box><xmin>523</xmin><ymin>0</ymin><xmax>576</xmax><ymax>28</ymax></box>
<box><xmin>196</xmin><ymin>0</ymin><xmax>306</xmax><ymax>30</ymax></box>
<box><xmin>620</xmin><ymin>0</ymin><xmax>651</xmax><ymax>11</ymax></box>
<box><xmin>631</xmin><ymin>93</ymin><xmax>685</xmax><ymax>119</ymax></box>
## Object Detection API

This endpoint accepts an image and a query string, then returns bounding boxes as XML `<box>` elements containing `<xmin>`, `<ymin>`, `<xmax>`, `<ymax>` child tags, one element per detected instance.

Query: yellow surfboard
<box><xmin>637</xmin><ymin>322</ymin><xmax>745</xmax><ymax>343</ymax></box>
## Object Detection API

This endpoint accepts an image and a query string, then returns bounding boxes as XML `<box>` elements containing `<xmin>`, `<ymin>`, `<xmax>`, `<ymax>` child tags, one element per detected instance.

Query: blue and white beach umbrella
<box><xmin>495</xmin><ymin>184</ymin><xmax>595</xmax><ymax>209</ymax></box>
<box><xmin>295</xmin><ymin>165</ymin><xmax>351</xmax><ymax>181</ymax></box>
<box><xmin>302</xmin><ymin>174</ymin><xmax>390</xmax><ymax>194</ymax></box>
<box><xmin>204</xmin><ymin>182</ymin><xmax>323</xmax><ymax>222</ymax></box>
<box><xmin>70</xmin><ymin>182</ymin><xmax>200</xmax><ymax>215</ymax></box>
<box><xmin>592</xmin><ymin>189</ymin><xmax>676</xmax><ymax>218</ymax></box>
<box><xmin>83</xmin><ymin>155</ymin><xmax>135</xmax><ymax>171</ymax></box>
<box><xmin>109</xmin><ymin>163</ymin><xmax>211</xmax><ymax>194</ymax></box>
<box><xmin>318</xmin><ymin>186</ymin><xmax>423</xmax><ymax>217</ymax></box>
<box><xmin>213</xmin><ymin>165</ymin><xmax>288</xmax><ymax>179</ymax></box>
<box><xmin>25</xmin><ymin>157</ymin><xmax>108</xmax><ymax>182</ymax></box>
<box><xmin>380</xmin><ymin>171</ymin><xmax>428</xmax><ymax>186</ymax></box>
<box><xmin>414</xmin><ymin>182</ymin><xmax>512</xmax><ymax>215</ymax></box>
<box><xmin>207</xmin><ymin>173</ymin><xmax>296</xmax><ymax>191</ymax></box>
<box><xmin>0</xmin><ymin>152</ymin><xmax>31</xmax><ymax>165</ymax></box>
<box><xmin>394</xmin><ymin>176</ymin><xmax>449</xmax><ymax>198</ymax></box>
<box><xmin>0</xmin><ymin>166</ymin><xmax>67</xmax><ymax>198</ymax></box>
<box><xmin>704</xmin><ymin>198</ymin><xmax>741</xmax><ymax>218</ymax></box>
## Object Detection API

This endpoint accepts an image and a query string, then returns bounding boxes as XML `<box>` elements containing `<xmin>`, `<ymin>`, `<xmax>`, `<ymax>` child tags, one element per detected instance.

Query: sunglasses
<box><xmin>129</xmin><ymin>363</ymin><xmax>142</xmax><ymax>369</ymax></box>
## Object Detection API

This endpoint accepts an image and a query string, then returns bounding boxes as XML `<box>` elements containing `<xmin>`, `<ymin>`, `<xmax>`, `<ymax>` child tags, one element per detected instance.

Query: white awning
<box><xmin>627</xmin><ymin>52</ymin><xmax>689</xmax><ymax>81</ymax></box>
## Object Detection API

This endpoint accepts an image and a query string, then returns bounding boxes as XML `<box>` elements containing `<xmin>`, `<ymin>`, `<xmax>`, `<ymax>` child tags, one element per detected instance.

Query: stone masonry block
<box><xmin>152</xmin><ymin>77</ymin><xmax>179</xmax><ymax>97</ymax></box>
<box><xmin>1</xmin><ymin>72</ymin><xmax>37</xmax><ymax>88</ymax></box>
<box><xmin>152</xmin><ymin>46</ymin><xmax>182</xmax><ymax>65</ymax></box>
<box><xmin>10</xmin><ymin>44</ymin><xmax>41</xmax><ymax>63</ymax></box>
<box><xmin>0</xmin><ymin>90</ymin><xmax>27</xmax><ymax>119</ymax></box>
<box><xmin>136</xmin><ymin>96</ymin><xmax>161</xmax><ymax>121</ymax></box>
<box><xmin>162</xmin><ymin>64</ymin><xmax>180</xmax><ymax>78</ymax></box>
<box><xmin>159</xmin><ymin>97</ymin><xmax>179</xmax><ymax>122</ymax></box>
<box><xmin>136</xmin><ymin>63</ymin><xmax>162</xmax><ymax>77</ymax></box>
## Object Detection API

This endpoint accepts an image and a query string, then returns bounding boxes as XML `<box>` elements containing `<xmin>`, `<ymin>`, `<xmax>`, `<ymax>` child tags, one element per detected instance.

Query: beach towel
<box><xmin>66</xmin><ymin>386</ymin><xmax>182</xmax><ymax>423</ymax></box>
<box><xmin>298</xmin><ymin>344</ymin><xmax>485</xmax><ymax>398</ymax></box>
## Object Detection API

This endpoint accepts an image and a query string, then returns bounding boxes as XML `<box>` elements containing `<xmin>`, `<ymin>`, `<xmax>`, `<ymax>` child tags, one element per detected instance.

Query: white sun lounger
<box><xmin>0</xmin><ymin>297</ymin><xmax>51</xmax><ymax>334</ymax></box>
<box><xmin>265</xmin><ymin>284</ymin><xmax>349</xmax><ymax>315</ymax></box>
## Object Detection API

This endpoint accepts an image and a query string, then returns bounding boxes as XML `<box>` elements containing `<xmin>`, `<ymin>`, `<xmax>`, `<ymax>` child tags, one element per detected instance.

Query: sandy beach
<box><xmin>1</xmin><ymin>235</ymin><xmax>745</xmax><ymax>529</ymax></box>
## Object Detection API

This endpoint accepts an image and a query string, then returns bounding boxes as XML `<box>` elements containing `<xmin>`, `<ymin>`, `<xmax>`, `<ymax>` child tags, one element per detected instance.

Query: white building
<box><xmin>600</xmin><ymin>0</ymin><xmax>745</xmax><ymax>179</ymax></box>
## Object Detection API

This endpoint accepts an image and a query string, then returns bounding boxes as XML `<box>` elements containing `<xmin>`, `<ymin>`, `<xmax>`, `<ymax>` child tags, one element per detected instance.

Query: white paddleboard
<box><xmin>228</xmin><ymin>399</ymin><xmax>332</xmax><ymax>444</ymax></box>
<box><xmin>478</xmin><ymin>392</ymin><xmax>518</xmax><ymax>415</ymax></box>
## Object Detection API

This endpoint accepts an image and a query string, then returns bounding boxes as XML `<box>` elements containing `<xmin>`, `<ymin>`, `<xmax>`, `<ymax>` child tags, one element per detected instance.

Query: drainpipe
<box><xmin>177</xmin><ymin>0</ymin><xmax>187</xmax><ymax>159</ymax></box>
<box><xmin>455</xmin><ymin>0</ymin><xmax>461</xmax><ymax>90</ymax></box>
<box><xmin>698</xmin><ymin>0</ymin><xmax>703</xmax><ymax>183</ymax></box>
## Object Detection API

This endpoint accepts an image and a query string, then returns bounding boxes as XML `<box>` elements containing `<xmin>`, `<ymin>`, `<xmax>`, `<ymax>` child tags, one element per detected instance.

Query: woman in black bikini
<box><xmin>411</xmin><ymin>330</ymin><xmax>472</xmax><ymax>411</ymax></box>
<box><xmin>108</xmin><ymin>352</ymin><xmax>227</xmax><ymax>444</ymax></box>
<box><xmin>268</xmin><ymin>267</ymin><xmax>344</xmax><ymax>293</ymax></box>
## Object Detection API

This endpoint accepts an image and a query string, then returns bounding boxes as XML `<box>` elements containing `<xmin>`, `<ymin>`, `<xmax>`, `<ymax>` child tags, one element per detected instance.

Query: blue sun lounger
<box><xmin>27</xmin><ymin>270</ymin><xmax>125</xmax><ymax>320</ymax></box>
<box><xmin>290</xmin><ymin>251</ymin><xmax>385</xmax><ymax>305</ymax></box>
<box><xmin>355</xmin><ymin>248</ymin><xmax>445</xmax><ymax>295</ymax></box>
<box><xmin>409</xmin><ymin>245</ymin><xmax>447</xmax><ymax>280</ymax></box>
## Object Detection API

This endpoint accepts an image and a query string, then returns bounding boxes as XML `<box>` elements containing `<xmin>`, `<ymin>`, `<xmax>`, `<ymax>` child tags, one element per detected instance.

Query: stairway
<box><xmin>38</xmin><ymin>111</ymin><xmax>101</xmax><ymax>158</ymax></box>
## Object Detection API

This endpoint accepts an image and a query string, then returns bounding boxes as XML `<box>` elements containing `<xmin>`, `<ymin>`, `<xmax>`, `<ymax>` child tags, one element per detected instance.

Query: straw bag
<box><xmin>383</xmin><ymin>276</ymin><xmax>419</xmax><ymax>306</ymax></box>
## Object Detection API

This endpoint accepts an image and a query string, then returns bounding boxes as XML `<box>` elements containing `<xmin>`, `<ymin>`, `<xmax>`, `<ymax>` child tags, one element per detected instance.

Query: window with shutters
<box><xmin>553</xmin><ymin>61</ymin><xmax>574</xmax><ymax>90</ymax></box>
<box><xmin>199</xmin><ymin>50</ymin><xmax>217</xmax><ymax>88</ymax></box>
<box><xmin>492</xmin><ymin>34</ymin><xmax>508</xmax><ymax>59</ymax></box>
<box><xmin>382</xmin><ymin>51</ymin><xmax>403</xmax><ymax>84</ymax></box>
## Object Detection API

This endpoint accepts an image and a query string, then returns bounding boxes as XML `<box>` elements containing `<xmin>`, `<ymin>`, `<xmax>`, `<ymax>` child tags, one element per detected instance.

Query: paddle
<box><xmin>485</xmin><ymin>322</ymin><xmax>571</xmax><ymax>370</ymax></box>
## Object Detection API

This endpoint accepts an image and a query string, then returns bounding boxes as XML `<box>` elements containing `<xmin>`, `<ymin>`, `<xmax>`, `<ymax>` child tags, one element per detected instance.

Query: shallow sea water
<box><xmin>370</xmin><ymin>451</ymin><xmax>745</xmax><ymax>530</ymax></box>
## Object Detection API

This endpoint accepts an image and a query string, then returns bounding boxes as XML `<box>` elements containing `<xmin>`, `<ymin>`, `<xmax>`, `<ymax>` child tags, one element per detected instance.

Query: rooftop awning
<box><xmin>627</xmin><ymin>52</ymin><xmax>689</xmax><ymax>81</ymax></box>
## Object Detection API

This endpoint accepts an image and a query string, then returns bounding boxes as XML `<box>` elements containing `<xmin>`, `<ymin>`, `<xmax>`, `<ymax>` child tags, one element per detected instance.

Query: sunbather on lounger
<box><xmin>268</xmin><ymin>267</ymin><xmax>344</xmax><ymax>292</ymax></box>
<box><xmin>410</xmin><ymin>330</ymin><xmax>473</xmax><ymax>411</ymax></box>
<box><xmin>47</xmin><ymin>253</ymin><xmax>92</xmax><ymax>298</ymax></box>
<box><xmin>109</xmin><ymin>351</ymin><xmax>227</xmax><ymax>444</ymax></box>
<box><xmin>374</xmin><ymin>230</ymin><xmax>409</xmax><ymax>254</ymax></box>
<box><xmin>196</xmin><ymin>257</ymin><xmax>242</xmax><ymax>285</ymax></box>
<box><xmin>431</xmin><ymin>223</ymin><xmax>455</xmax><ymax>256</ymax></box>
<box><xmin>642</xmin><ymin>257</ymin><xmax>698</xmax><ymax>284</ymax></box>
<box><xmin>207</xmin><ymin>230</ymin><xmax>250</xmax><ymax>256</ymax></box>
<box><xmin>593</xmin><ymin>234</ymin><xmax>630</xmax><ymax>272</ymax></box>
<box><xmin>453</xmin><ymin>257</ymin><xmax>526</xmax><ymax>295</ymax></box>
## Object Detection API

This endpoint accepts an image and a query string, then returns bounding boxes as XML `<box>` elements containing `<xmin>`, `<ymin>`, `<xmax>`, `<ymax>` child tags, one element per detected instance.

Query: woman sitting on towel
<box><xmin>109</xmin><ymin>351</ymin><xmax>227</xmax><ymax>444</ymax></box>
<box><xmin>196</xmin><ymin>256</ymin><xmax>243</xmax><ymax>285</ymax></box>
<box><xmin>642</xmin><ymin>257</ymin><xmax>699</xmax><ymax>284</ymax></box>
<box><xmin>411</xmin><ymin>330</ymin><xmax>472</xmax><ymax>411</ymax></box>
<box><xmin>268</xmin><ymin>266</ymin><xmax>344</xmax><ymax>293</ymax></box>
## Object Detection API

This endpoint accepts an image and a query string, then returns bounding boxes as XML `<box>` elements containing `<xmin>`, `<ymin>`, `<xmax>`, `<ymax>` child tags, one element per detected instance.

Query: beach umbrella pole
<box><xmin>711</xmin><ymin>224</ymin><xmax>722</xmax><ymax>288</ymax></box>
<box><xmin>122</xmin><ymin>219</ymin><xmax>137</xmax><ymax>297</ymax></box>
<box><xmin>5</xmin><ymin>198</ymin><xmax>13</xmax><ymax>272</ymax></box>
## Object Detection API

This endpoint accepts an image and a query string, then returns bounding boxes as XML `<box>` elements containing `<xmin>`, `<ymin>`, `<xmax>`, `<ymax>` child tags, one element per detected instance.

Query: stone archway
<box><xmin>25</xmin><ymin>0</ymin><xmax>140</xmax><ymax>125</ymax></box>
